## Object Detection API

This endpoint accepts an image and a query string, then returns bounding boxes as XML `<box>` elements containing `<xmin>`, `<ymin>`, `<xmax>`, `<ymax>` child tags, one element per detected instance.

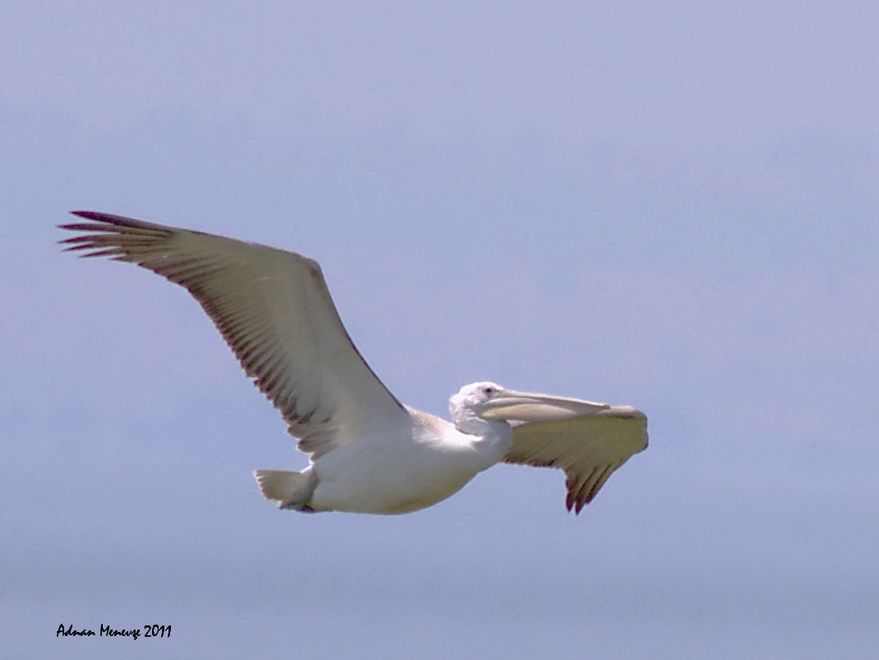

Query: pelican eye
<box><xmin>482</xmin><ymin>386</ymin><xmax>494</xmax><ymax>396</ymax></box>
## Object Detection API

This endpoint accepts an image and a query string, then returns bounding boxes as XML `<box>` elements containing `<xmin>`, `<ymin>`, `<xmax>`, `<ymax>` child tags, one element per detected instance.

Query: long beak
<box><xmin>479</xmin><ymin>388</ymin><xmax>610</xmax><ymax>423</ymax></box>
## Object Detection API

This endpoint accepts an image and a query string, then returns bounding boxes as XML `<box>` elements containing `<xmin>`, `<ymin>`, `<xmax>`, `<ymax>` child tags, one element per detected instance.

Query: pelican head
<box><xmin>449</xmin><ymin>381</ymin><xmax>505</xmax><ymax>435</ymax></box>
<box><xmin>450</xmin><ymin>381</ymin><xmax>613</xmax><ymax>433</ymax></box>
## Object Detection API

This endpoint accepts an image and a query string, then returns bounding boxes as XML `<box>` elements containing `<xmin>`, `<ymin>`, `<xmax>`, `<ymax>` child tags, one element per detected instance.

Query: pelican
<box><xmin>60</xmin><ymin>211</ymin><xmax>648</xmax><ymax>515</ymax></box>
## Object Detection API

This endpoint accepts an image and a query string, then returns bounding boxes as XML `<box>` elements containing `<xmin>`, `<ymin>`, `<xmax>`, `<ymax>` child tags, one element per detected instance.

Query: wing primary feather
<box><xmin>587</xmin><ymin>463</ymin><xmax>619</xmax><ymax>504</ymax></box>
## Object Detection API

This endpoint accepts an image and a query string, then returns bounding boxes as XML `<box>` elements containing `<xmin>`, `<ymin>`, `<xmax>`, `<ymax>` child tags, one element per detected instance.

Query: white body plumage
<box><xmin>307</xmin><ymin>408</ymin><xmax>512</xmax><ymax>514</ymax></box>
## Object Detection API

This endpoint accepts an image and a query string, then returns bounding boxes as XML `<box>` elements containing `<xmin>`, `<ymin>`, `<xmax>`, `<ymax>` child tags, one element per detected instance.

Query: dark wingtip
<box><xmin>58</xmin><ymin>211</ymin><xmax>111</xmax><ymax>231</ymax></box>
<box><xmin>58</xmin><ymin>212</ymin><xmax>94</xmax><ymax>230</ymax></box>
<box><xmin>64</xmin><ymin>210</ymin><xmax>168</xmax><ymax>232</ymax></box>
<box><xmin>69</xmin><ymin>210</ymin><xmax>109</xmax><ymax>221</ymax></box>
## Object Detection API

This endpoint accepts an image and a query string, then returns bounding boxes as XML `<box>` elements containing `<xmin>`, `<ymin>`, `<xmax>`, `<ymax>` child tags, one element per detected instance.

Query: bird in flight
<box><xmin>60</xmin><ymin>211</ymin><xmax>648</xmax><ymax>515</ymax></box>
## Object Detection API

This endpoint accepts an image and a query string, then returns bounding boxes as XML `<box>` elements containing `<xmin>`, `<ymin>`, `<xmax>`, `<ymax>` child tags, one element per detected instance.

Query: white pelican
<box><xmin>60</xmin><ymin>211</ymin><xmax>648</xmax><ymax>515</ymax></box>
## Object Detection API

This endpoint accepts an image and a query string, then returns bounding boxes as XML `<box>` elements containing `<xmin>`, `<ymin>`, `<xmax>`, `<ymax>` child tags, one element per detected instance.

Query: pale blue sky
<box><xmin>3</xmin><ymin>2</ymin><xmax>878</xmax><ymax>658</ymax></box>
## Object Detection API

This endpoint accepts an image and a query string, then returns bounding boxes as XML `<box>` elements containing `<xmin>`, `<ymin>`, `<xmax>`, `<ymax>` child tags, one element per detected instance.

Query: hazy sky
<box><xmin>3</xmin><ymin>2</ymin><xmax>878</xmax><ymax>658</ymax></box>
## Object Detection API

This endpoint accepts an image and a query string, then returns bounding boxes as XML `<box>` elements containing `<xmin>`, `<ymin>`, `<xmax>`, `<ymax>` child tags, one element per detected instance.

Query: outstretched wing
<box><xmin>60</xmin><ymin>211</ymin><xmax>408</xmax><ymax>458</ymax></box>
<box><xmin>504</xmin><ymin>407</ymin><xmax>647</xmax><ymax>513</ymax></box>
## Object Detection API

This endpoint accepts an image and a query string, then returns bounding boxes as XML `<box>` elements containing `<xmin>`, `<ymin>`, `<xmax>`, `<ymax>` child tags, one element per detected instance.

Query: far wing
<box><xmin>60</xmin><ymin>211</ymin><xmax>409</xmax><ymax>458</ymax></box>
<box><xmin>505</xmin><ymin>407</ymin><xmax>648</xmax><ymax>513</ymax></box>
